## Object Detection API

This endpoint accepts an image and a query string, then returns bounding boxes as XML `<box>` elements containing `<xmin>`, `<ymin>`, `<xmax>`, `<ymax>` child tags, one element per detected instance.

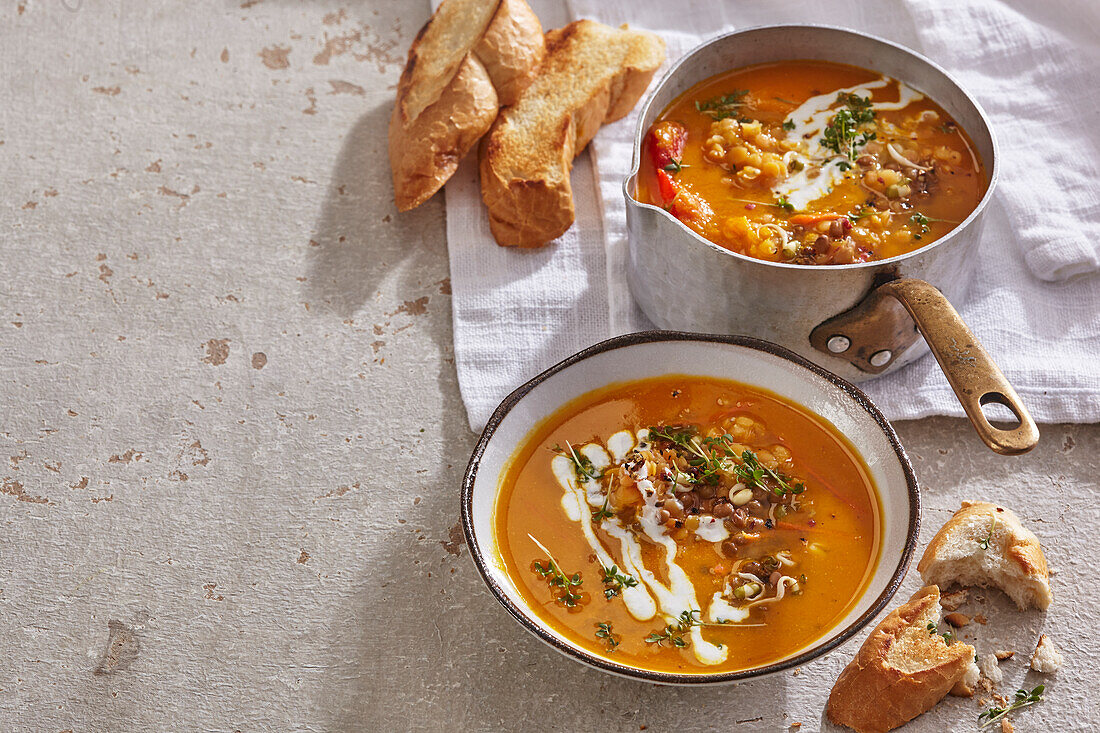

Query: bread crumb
<box><xmin>974</xmin><ymin>614</ymin><xmax>988</xmax><ymax>625</ymax></box>
<box><xmin>939</xmin><ymin>588</ymin><xmax>969</xmax><ymax>611</ymax></box>
<box><xmin>978</xmin><ymin>653</ymin><xmax>1003</xmax><ymax>685</ymax></box>
<box><xmin>1001</xmin><ymin>719</ymin><xmax>1014</xmax><ymax>733</ymax></box>
<box><xmin>978</xmin><ymin>697</ymin><xmax>991</xmax><ymax>707</ymax></box>
<box><xmin>1030</xmin><ymin>634</ymin><xmax>1063</xmax><ymax>673</ymax></box>
<box><xmin>944</xmin><ymin>612</ymin><xmax>970</xmax><ymax>627</ymax></box>
<box><xmin>994</xmin><ymin>650</ymin><xmax>1015</xmax><ymax>661</ymax></box>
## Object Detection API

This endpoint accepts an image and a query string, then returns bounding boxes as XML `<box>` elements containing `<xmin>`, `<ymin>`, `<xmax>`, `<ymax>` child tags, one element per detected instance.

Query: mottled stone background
<box><xmin>1</xmin><ymin>1</ymin><xmax>1095</xmax><ymax>731</ymax></box>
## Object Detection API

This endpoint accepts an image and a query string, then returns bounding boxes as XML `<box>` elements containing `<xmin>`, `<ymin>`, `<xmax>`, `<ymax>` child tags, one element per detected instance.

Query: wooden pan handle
<box><xmin>879</xmin><ymin>279</ymin><xmax>1039</xmax><ymax>455</ymax></box>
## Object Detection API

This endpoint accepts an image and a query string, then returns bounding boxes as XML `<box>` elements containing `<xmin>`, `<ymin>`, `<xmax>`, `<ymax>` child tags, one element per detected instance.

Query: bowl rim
<box><xmin>622</xmin><ymin>23</ymin><xmax>1000</xmax><ymax>273</ymax></box>
<box><xmin>461</xmin><ymin>330</ymin><xmax>921</xmax><ymax>684</ymax></box>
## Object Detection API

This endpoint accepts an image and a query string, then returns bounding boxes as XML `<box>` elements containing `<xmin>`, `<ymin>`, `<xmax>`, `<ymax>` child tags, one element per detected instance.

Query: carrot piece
<box><xmin>788</xmin><ymin>213</ymin><xmax>844</xmax><ymax>227</ymax></box>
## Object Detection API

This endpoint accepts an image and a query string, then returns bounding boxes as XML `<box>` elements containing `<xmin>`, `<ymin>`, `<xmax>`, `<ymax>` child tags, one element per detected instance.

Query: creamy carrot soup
<box><xmin>636</xmin><ymin>60</ymin><xmax>986</xmax><ymax>264</ymax></box>
<box><xmin>494</xmin><ymin>376</ymin><xmax>882</xmax><ymax>674</ymax></box>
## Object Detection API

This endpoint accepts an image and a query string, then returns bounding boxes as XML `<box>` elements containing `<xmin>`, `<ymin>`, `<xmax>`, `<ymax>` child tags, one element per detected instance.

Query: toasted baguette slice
<box><xmin>826</xmin><ymin>586</ymin><xmax>978</xmax><ymax>733</ymax></box>
<box><xmin>479</xmin><ymin>20</ymin><xmax>665</xmax><ymax>247</ymax></box>
<box><xmin>389</xmin><ymin>0</ymin><xmax>543</xmax><ymax>211</ymax></box>
<box><xmin>918</xmin><ymin>501</ymin><xmax>1052</xmax><ymax>610</ymax></box>
<box><xmin>389</xmin><ymin>54</ymin><xmax>498</xmax><ymax>212</ymax></box>
<box><xmin>474</xmin><ymin>0</ymin><xmax>544</xmax><ymax>105</ymax></box>
<box><xmin>396</xmin><ymin>0</ymin><xmax>502</xmax><ymax>124</ymax></box>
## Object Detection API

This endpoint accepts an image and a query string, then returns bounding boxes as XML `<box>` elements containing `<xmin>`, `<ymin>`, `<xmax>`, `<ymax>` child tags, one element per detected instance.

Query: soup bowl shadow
<box><xmin>462</xmin><ymin>331</ymin><xmax>920</xmax><ymax>685</ymax></box>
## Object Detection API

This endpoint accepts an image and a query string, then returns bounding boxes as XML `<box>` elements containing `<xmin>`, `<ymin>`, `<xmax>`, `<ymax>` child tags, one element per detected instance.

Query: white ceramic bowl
<box><xmin>462</xmin><ymin>332</ymin><xmax>920</xmax><ymax>684</ymax></box>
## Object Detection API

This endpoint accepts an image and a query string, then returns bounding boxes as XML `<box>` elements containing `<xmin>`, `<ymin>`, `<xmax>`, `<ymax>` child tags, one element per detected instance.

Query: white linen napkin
<box><xmin>444</xmin><ymin>0</ymin><xmax>1100</xmax><ymax>431</ymax></box>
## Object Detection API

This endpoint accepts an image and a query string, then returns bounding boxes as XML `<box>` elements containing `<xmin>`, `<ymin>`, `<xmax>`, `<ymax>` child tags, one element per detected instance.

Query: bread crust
<box><xmin>917</xmin><ymin>501</ymin><xmax>1051</xmax><ymax>610</ymax></box>
<box><xmin>389</xmin><ymin>0</ymin><xmax>544</xmax><ymax>211</ymax></box>
<box><xmin>479</xmin><ymin>20</ymin><xmax>665</xmax><ymax>247</ymax></box>
<box><xmin>396</xmin><ymin>0</ymin><xmax>502</xmax><ymax>125</ymax></box>
<box><xmin>826</xmin><ymin>586</ymin><xmax>977</xmax><ymax>733</ymax></box>
<box><xmin>473</xmin><ymin>0</ymin><xmax>544</xmax><ymax>105</ymax></box>
<box><xmin>389</xmin><ymin>54</ymin><xmax>498</xmax><ymax>212</ymax></box>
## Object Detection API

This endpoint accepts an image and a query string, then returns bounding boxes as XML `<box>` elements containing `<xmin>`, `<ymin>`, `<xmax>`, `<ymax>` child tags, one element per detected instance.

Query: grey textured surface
<box><xmin>1</xmin><ymin>2</ymin><xmax>1095</xmax><ymax>731</ymax></box>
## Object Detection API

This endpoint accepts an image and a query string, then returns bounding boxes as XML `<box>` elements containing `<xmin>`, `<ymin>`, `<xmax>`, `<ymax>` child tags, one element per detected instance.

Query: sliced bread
<box><xmin>917</xmin><ymin>501</ymin><xmax>1052</xmax><ymax>610</ymax></box>
<box><xmin>826</xmin><ymin>586</ymin><xmax>979</xmax><ymax>733</ymax></box>
<box><xmin>479</xmin><ymin>20</ymin><xmax>665</xmax><ymax>247</ymax></box>
<box><xmin>389</xmin><ymin>0</ymin><xmax>543</xmax><ymax>211</ymax></box>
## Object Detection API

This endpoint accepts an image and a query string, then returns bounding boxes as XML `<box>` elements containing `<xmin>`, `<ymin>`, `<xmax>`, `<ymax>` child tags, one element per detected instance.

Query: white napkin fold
<box><xmin>445</xmin><ymin>0</ymin><xmax>1100</xmax><ymax>431</ymax></box>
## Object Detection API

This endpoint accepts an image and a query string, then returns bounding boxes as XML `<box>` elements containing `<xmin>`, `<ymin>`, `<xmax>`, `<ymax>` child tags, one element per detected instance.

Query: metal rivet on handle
<box><xmin>870</xmin><ymin>350</ymin><xmax>893</xmax><ymax>367</ymax></box>
<box><xmin>826</xmin><ymin>335</ymin><xmax>851</xmax><ymax>353</ymax></box>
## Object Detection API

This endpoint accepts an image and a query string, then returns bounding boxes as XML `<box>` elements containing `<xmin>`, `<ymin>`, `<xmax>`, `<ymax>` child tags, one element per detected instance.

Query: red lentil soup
<box><xmin>494</xmin><ymin>376</ymin><xmax>882</xmax><ymax>674</ymax></box>
<box><xmin>636</xmin><ymin>60</ymin><xmax>987</xmax><ymax>264</ymax></box>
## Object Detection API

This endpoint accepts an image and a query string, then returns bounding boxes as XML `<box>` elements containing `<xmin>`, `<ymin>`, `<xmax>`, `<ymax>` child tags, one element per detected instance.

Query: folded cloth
<box><xmin>443</xmin><ymin>0</ymin><xmax>1100</xmax><ymax>431</ymax></box>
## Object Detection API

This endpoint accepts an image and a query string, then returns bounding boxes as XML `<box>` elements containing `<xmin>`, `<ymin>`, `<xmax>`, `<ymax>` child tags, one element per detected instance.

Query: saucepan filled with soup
<box><xmin>463</xmin><ymin>332</ymin><xmax>919</xmax><ymax>683</ymax></box>
<box><xmin>624</xmin><ymin>26</ymin><xmax>1037</xmax><ymax>455</ymax></box>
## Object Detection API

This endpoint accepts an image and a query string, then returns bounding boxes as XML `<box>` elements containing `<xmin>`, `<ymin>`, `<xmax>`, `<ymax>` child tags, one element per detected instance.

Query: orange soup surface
<box><xmin>636</xmin><ymin>60</ymin><xmax>987</xmax><ymax>264</ymax></box>
<box><xmin>494</xmin><ymin>376</ymin><xmax>882</xmax><ymax>674</ymax></box>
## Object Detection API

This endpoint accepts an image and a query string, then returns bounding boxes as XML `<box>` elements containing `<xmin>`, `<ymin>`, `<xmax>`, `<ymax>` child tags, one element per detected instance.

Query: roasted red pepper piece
<box><xmin>647</xmin><ymin>120</ymin><xmax>687</xmax><ymax>171</ymax></box>
<box><xmin>646</xmin><ymin>121</ymin><xmax>688</xmax><ymax>205</ymax></box>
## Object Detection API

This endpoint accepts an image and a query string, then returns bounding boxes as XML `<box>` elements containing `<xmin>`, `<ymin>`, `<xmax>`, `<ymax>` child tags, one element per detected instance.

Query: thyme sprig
<box><xmin>550</xmin><ymin>442</ymin><xmax>604</xmax><ymax>482</ymax></box>
<box><xmin>926</xmin><ymin>620</ymin><xmax>955</xmax><ymax>644</ymax></box>
<box><xmin>978</xmin><ymin>685</ymin><xmax>1045</xmax><ymax>728</ymax></box>
<box><xmin>595</xmin><ymin>621</ymin><xmax>620</xmax><ymax>652</ymax></box>
<box><xmin>695</xmin><ymin>90</ymin><xmax>750</xmax><ymax>121</ymax></box>
<box><xmin>601</xmin><ymin>565</ymin><xmax>639</xmax><ymax>600</ymax></box>
<box><xmin>529</xmin><ymin>535</ymin><xmax>585</xmax><ymax>609</ymax></box>
<box><xmin>662</xmin><ymin>158</ymin><xmax>689</xmax><ymax>174</ymax></box>
<box><xmin>647</xmin><ymin>425</ymin><xmax>805</xmax><ymax>495</ymax></box>
<box><xmin>591</xmin><ymin>496</ymin><xmax>614</xmax><ymax>523</ymax></box>
<box><xmin>977</xmin><ymin>515</ymin><xmax>998</xmax><ymax>551</ymax></box>
<box><xmin>645</xmin><ymin>609</ymin><xmax>731</xmax><ymax>648</ymax></box>
<box><xmin>734</xmin><ymin>450</ymin><xmax>806</xmax><ymax>497</ymax></box>
<box><xmin>820</xmin><ymin>92</ymin><xmax>877</xmax><ymax>161</ymax></box>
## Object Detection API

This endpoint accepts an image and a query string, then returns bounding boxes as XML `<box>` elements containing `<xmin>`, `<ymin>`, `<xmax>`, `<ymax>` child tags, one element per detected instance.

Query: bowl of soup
<box><xmin>462</xmin><ymin>332</ymin><xmax>919</xmax><ymax>683</ymax></box>
<box><xmin>623</xmin><ymin>25</ymin><xmax>1037</xmax><ymax>456</ymax></box>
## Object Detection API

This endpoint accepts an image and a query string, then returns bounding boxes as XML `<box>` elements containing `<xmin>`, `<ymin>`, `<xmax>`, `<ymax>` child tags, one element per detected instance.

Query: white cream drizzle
<box><xmin>551</xmin><ymin>429</ymin><xmax>728</xmax><ymax>665</ymax></box>
<box><xmin>695</xmin><ymin>515</ymin><xmax>730</xmax><ymax>543</ymax></box>
<box><xmin>776</xmin><ymin>77</ymin><xmax>925</xmax><ymax>211</ymax></box>
<box><xmin>708</xmin><ymin>592</ymin><xmax>751</xmax><ymax>624</ymax></box>
<box><xmin>553</xmin><ymin>453</ymin><xmax>657</xmax><ymax>621</ymax></box>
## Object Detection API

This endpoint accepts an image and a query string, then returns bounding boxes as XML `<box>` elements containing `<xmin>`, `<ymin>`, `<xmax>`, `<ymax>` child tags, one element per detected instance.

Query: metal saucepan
<box><xmin>623</xmin><ymin>25</ymin><xmax>1038</xmax><ymax>455</ymax></box>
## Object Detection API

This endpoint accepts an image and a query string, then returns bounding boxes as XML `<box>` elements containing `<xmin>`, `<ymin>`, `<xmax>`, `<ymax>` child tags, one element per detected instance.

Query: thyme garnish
<box><xmin>926</xmin><ymin>620</ymin><xmax>955</xmax><ymax>644</ymax></box>
<box><xmin>550</xmin><ymin>442</ymin><xmax>604</xmax><ymax>482</ymax></box>
<box><xmin>847</xmin><ymin>206</ymin><xmax>871</xmax><ymax>223</ymax></box>
<box><xmin>782</xmin><ymin>119</ymin><xmax>796</xmax><ymax>131</ymax></box>
<box><xmin>977</xmin><ymin>515</ymin><xmax>998</xmax><ymax>551</ymax></box>
<box><xmin>595</xmin><ymin>621</ymin><xmax>620</xmax><ymax>652</ymax></box>
<box><xmin>775</xmin><ymin>195</ymin><xmax>795</xmax><ymax>212</ymax></box>
<box><xmin>646</xmin><ymin>425</ymin><xmax>805</xmax><ymax>495</ymax></box>
<box><xmin>910</xmin><ymin>212</ymin><xmax>931</xmax><ymax>240</ymax></box>
<box><xmin>529</xmin><ymin>535</ymin><xmax>585</xmax><ymax>608</ymax></box>
<box><xmin>645</xmin><ymin>609</ymin><xmax>731</xmax><ymax>648</ymax></box>
<box><xmin>662</xmin><ymin>158</ymin><xmax>689</xmax><ymax>173</ymax></box>
<box><xmin>820</xmin><ymin>93</ymin><xmax>877</xmax><ymax>161</ymax></box>
<box><xmin>734</xmin><ymin>450</ymin><xmax>806</xmax><ymax>496</ymax></box>
<box><xmin>978</xmin><ymin>685</ymin><xmax>1045</xmax><ymax>728</ymax></box>
<box><xmin>591</xmin><ymin>496</ymin><xmax>614</xmax><ymax>523</ymax></box>
<box><xmin>601</xmin><ymin>565</ymin><xmax>638</xmax><ymax>599</ymax></box>
<box><xmin>695</xmin><ymin>90</ymin><xmax>750</xmax><ymax>121</ymax></box>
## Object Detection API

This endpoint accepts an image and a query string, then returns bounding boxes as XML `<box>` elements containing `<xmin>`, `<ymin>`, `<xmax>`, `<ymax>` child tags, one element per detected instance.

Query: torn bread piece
<box><xmin>389</xmin><ymin>0</ymin><xmax>544</xmax><ymax>211</ymax></box>
<box><xmin>978</xmin><ymin>652</ymin><xmax>1004</xmax><ymax>685</ymax></box>
<box><xmin>918</xmin><ymin>501</ymin><xmax>1052</xmax><ymax>610</ymax></box>
<box><xmin>1030</xmin><ymin>634</ymin><xmax>1063</xmax><ymax>673</ymax></box>
<box><xmin>479</xmin><ymin>20</ymin><xmax>665</xmax><ymax>247</ymax></box>
<box><xmin>826</xmin><ymin>586</ymin><xmax>979</xmax><ymax>733</ymax></box>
